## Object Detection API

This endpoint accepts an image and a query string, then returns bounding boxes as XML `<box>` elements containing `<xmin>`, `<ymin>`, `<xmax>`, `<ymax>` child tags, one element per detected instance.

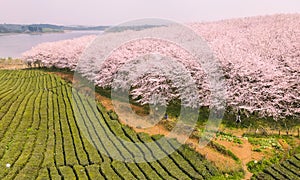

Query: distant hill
<box><xmin>0</xmin><ymin>24</ymin><xmax>109</xmax><ymax>33</ymax></box>
<box><xmin>106</xmin><ymin>24</ymin><xmax>165</xmax><ymax>32</ymax></box>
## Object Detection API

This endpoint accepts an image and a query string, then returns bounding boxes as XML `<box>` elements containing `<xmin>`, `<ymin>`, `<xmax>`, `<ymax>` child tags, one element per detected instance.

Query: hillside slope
<box><xmin>0</xmin><ymin>70</ymin><xmax>220</xmax><ymax>179</ymax></box>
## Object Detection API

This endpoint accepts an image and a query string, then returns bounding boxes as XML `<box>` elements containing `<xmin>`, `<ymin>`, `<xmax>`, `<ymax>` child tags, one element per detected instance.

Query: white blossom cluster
<box><xmin>22</xmin><ymin>14</ymin><xmax>300</xmax><ymax>118</ymax></box>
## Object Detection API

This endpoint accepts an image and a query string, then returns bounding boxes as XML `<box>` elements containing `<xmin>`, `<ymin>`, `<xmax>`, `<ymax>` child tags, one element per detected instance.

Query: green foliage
<box><xmin>209</xmin><ymin>141</ymin><xmax>241</xmax><ymax>162</ymax></box>
<box><xmin>0</xmin><ymin>70</ymin><xmax>221</xmax><ymax>179</ymax></box>
<box><xmin>100</xmin><ymin>163</ymin><xmax>122</xmax><ymax>180</ymax></box>
<box><xmin>73</xmin><ymin>165</ymin><xmax>89</xmax><ymax>179</ymax></box>
<box><xmin>252</xmin><ymin>154</ymin><xmax>300</xmax><ymax>179</ymax></box>
<box><xmin>59</xmin><ymin>166</ymin><xmax>76</xmax><ymax>179</ymax></box>
<box><xmin>107</xmin><ymin>110</ymin><xmax>119</xmax><ymax>120</ymax></box>
<box><xmin>85</xmin><ymin>165</ymin><xmax>105</xmax><ymax>179</ymax></box>
<box><xmin>247</xmin><ymin>137</ymin><xmax>283</xmax><ymax>151</ymax></box>
<box><xmin>217</xmin><ymin>131</ymin><xmax>243</xmax><ymax>144</ymax></box>
<box><xmin>247</xmin><ymin>153</ymin><xmax>283</xmax><ymax>174</ymax></box>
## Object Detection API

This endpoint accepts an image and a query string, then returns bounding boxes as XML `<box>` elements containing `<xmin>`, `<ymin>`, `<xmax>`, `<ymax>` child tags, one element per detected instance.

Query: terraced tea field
<box><xmin>254</xmin><ymin>153</ymin><xmax>300</xmax><ymax>180</ymax></box>
<box><xmin>0</xmin><ymin>70</ymin><xmax>220</xmax><ymax>179</ymax></box>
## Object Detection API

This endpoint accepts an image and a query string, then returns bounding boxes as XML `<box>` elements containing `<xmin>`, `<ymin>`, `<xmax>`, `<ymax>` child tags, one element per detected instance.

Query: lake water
<box><xmin>0</xmin><ymin>31</ymin><xmax>102</xmax><ymax>58</ymax></box>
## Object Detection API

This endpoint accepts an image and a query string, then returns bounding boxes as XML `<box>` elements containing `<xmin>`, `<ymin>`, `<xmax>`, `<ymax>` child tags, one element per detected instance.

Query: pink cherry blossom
<box><xmin>21</xmin><ymin>14</ymin><xmax>300</xmax><ymax>118</ymax></box>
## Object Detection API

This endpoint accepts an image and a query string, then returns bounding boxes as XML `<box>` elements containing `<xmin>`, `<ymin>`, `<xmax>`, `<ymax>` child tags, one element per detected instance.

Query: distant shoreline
<box><xmin>0</xmin><ymin>31</ymin><xmax>65</xmax><ymax>36</ymax></box>
<box><xmin>0</xmin><ymin>23</ymin><xmax>108</xmax><ymax>34</ymax></box>
<box><xmin>0</xmin><ymin>30</ymin><xmax>102</xmax><ymax>58</ymax></box>
<box><xmin>0</xmin><ymin>30</ymin><xmax>103</xmax><ymax>36</ymax></box>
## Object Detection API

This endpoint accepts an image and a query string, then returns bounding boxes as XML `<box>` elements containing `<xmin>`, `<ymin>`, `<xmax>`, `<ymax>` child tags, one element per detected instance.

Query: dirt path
<box><xmin>216</xmin><ymin>139</ymin><xmax>256</xmax><ymax>179</ymax></box>
<box><xmin>128</xmin><ymin>120</ymin><xmax>242</xmax><ymax>173</ymax></box>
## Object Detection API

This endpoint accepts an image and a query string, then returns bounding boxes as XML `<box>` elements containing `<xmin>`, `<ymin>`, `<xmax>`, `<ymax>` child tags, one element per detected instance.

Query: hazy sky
<box><xmin>1</xmin><ymin>0</ymin><xmax>299</xmax><ymax>25</ymax></box>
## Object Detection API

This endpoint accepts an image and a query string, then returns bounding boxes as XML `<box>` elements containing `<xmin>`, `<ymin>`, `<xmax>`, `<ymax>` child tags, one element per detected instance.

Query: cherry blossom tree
<box><xmin>21</xmin><ymin>14</ymin><xmax>300</xmax><ymax>118</ymax></box>
<box><xmin>22</xmin><ymin>35</ymin><xmax>96</xmax><ymax>70</ymax></box>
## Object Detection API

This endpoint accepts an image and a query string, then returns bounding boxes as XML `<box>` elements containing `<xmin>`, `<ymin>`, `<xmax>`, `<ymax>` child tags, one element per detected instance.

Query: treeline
<box><xmin>0</xmin><ymin>24</ymin><xmax>108</xmax><ymax>33</ymax></box>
